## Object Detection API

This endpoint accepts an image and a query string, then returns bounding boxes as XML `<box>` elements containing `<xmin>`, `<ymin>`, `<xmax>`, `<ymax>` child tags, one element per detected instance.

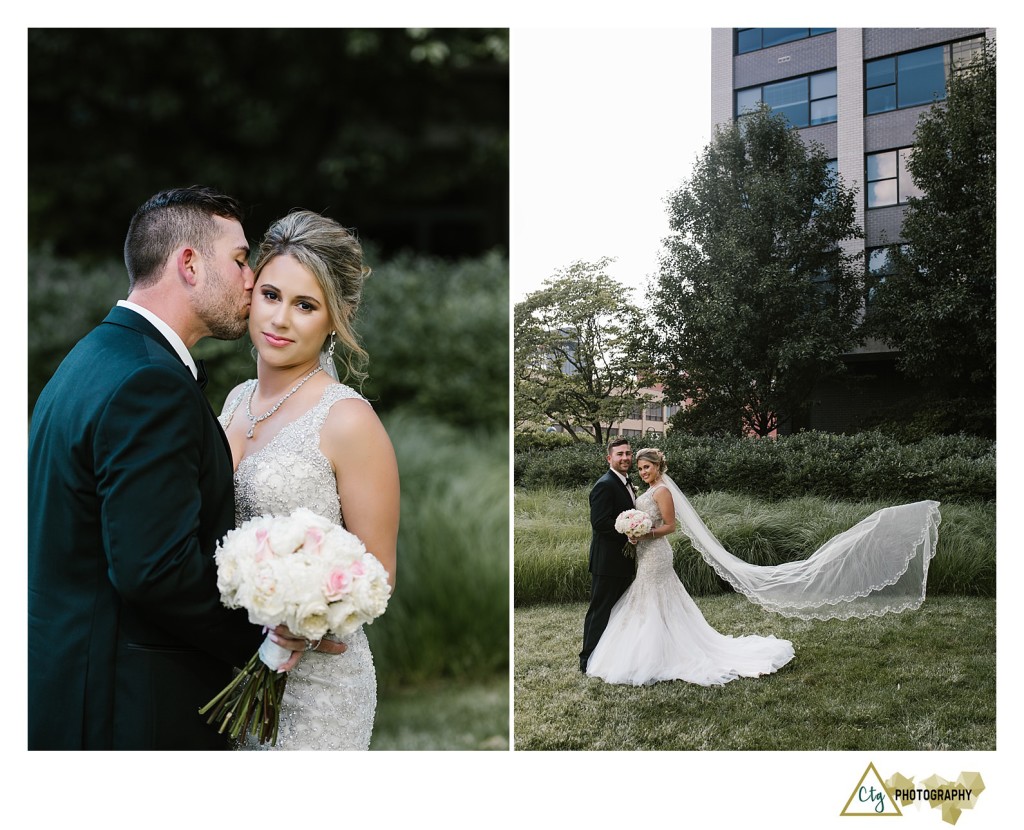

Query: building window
<box><xmin>866</xmin><ymin>148</ymin><xmax>923</xmax><ymax>208</ymax></box>
<box><xmin>645</xmin><ymin>404</ymin><xmax>663</xmax><ymax>422</ymax></box>
<box><xmin>736</xmin><ymin>28</ymin><xmax>835</xmax><ymax>55</ymax></box>
<box><xmin>664</xmin><ymin>404</ymin><xmax>681</xmax><ymax>419</ymax></box>
<box><xmin>622</xmin><ymin>428</ymin><xmax>642</xmax><ymax>437</ymax></box>
<box><xmin>628</xmin><ymin>405</ymin><xmax>643</xmax><ymax>420</ymax></box>
<box><xmin>865</xmin><ymin>36</ymin><xmax>985</xmax><ymax>115</ymax></box>
<box><xmin>865</xmin><ymin>244</ymin><xmax>909</xmax><ymax>307</ymax></box>
<box><xmin>737</xmin><ymin>69</ymin><xmax>837</xmax><ymax>128</ymax></box>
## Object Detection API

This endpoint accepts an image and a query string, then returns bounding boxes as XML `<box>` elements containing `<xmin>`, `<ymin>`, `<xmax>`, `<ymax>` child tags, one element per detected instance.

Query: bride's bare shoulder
<box><xmin>319</xmin><ymin>388</ymin><xmax>393</xmax><ymax>457</ymax></box>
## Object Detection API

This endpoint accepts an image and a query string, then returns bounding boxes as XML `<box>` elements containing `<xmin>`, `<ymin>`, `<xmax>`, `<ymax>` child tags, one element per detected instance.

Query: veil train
<box><xmin>660</xmin><ymin>474</ymin><xmax>941</xmax><ymax>621</ymax></box>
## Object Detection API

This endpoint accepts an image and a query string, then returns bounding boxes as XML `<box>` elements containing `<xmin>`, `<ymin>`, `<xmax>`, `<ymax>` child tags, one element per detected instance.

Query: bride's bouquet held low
<box><xmin>614</xmin><ymin>509</ymin><xmax>652</xmax><ymax>557</ymax></box>
<box><xmin>199</xmin><ymin>507</ymin><xmax>391</xmax><ymax>745</ymax></box>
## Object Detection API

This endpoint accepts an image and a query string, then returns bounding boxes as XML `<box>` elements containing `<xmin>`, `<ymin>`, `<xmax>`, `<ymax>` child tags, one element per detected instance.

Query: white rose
<box><xmin>288</xmin><ymin>600</ymin><xmax>330</xmax><ymax>640</ymax></box>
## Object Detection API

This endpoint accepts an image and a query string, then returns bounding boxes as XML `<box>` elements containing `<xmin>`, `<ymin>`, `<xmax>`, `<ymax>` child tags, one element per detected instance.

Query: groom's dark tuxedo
<box><xmin>28</xmin><ymin>306</ymin><xmax>263</xmax><ymax>750</ymax></box>
<box><xmin>579</xmin><ymin>468</ymin><xmax>637</xmax><ymax>671</ymax></box>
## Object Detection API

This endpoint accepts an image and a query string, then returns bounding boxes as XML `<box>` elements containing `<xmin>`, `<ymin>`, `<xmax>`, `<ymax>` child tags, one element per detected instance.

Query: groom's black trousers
<box><xmin>580</xmin><ymin>573</ymin><xmax>633</xmax><ymax>671</ymax></box>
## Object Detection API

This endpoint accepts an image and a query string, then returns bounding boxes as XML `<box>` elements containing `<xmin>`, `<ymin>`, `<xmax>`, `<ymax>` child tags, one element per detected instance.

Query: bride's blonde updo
<box><xmin>635</xmin><ymin>447</ymin><xmax>667</xmax><ymax>475</ymax></box>
<box><xmin>255</xmin><ymin>210</ymin><xmax>371</xmax><ymax>384</ymax></box>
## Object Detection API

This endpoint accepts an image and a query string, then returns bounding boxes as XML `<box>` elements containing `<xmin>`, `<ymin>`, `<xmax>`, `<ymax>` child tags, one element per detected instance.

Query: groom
<box><xmin>28</xmin><ymin>186</ymin><xmax>331</xmax><ymax>750</ymax></box>
<box><xmin>579</xmin><ymin>437</ymin><xmax>637</xmax><ymax>672</ymax></box>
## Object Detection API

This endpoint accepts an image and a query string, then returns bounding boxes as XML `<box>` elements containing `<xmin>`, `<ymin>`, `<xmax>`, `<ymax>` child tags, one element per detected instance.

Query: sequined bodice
<box><xmin>634</xmin><ymin>486</ymin><xmax>674</xmax><ymax>579</ymax></box>
<box><xmin>219</xmin><ymin>379</ymin><xmax>377</xmax><ymax>751</ymax></box>
<box><xmin>636</xmin><ymin>487</ymin><xmax>667</xmax><ymax>529</ymax></box>
<box><xmin>221</xmin><ymin>380</ymin><xmax>367</xmax><ymax>525</ymax></box>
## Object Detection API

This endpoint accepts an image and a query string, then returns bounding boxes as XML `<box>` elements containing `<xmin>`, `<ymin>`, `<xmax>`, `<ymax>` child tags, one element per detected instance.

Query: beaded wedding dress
<box><xmin>586</xmin><ymin>484</ymin><xmax>795</xmax><ymax>686</ymax></box>
<box><xmin>587</xmin><ymin>477</ymin><xmax>941</xmax><ymax>687</ymax></box>
<box><xmin>220</xmin><ymin>380</ymin><xmax>377</xmax><ymax>750</ymax></box>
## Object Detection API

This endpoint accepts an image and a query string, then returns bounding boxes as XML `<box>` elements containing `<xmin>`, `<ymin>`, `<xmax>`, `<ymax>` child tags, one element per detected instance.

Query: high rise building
<box><xmin>710</xmin><ymin>28</ymin><xmax>994</xmax><ymax>432</ymax></box>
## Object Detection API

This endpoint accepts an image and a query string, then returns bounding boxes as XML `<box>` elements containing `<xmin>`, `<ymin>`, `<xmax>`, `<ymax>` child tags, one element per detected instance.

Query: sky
<box><xmin>511</xmin><ymin>28</ymin><xmax>712</xmax><ymax>302</ymax></box>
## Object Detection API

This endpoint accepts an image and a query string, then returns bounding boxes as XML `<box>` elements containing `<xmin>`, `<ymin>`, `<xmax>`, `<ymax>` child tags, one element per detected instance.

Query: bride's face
<box><xmin>637</xmin><ymin>459</ymin><xmax>660</xmax><ymax>485</ymax></box>
<box><xmin>249</xmin><ymin>254</ymin><xmax>333</xmax><ymax>368</ymax></box>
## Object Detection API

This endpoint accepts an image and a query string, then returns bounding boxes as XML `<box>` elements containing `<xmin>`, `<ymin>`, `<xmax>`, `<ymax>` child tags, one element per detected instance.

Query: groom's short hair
<box><xmin>124</xmin><ymin>185</ymin><xmax>245</xmax><ymax>290</ymax></box>
<box><xmin>606</xmin><ymin>437</ymin><xmax>631</xmax><ymax>455</ymax></box>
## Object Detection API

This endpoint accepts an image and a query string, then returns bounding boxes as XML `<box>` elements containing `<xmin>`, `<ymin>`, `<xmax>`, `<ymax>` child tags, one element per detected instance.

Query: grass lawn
<box><xmin>371</xmin><ymin>674</ymin><xmax>509</xmax><ymax>750</ymax></box>
<box><xmin>513</xmin><ymin>597</ymin><xmax>994</xmax><ymax>751</ymax></box>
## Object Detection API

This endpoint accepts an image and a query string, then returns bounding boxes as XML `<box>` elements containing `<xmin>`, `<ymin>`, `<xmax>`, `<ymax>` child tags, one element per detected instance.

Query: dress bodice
<box><xmin>219</xmin><ymin>379</ymin><xmax>378</xmax><ymax>751</ymax></box>
<box><xmin>220</xmin><ymin>380</ymin><xmax>368</xmax><ymax>526</ymax></box>
<box><xmin>636</xmin><ymin>486</ymin><xmax>668</xmax><ymax>530</ymax></box>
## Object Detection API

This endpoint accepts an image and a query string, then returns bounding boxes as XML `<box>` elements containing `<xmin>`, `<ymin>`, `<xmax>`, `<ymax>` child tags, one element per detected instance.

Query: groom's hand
<box><xmin>268</xmin><ymin>624</ymin><xmax>348</xmax><ymax>672</ymax></box>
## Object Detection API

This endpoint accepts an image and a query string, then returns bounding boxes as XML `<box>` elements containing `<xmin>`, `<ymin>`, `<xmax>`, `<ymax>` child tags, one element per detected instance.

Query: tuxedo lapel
<box><xmin>101</xmin><ymin>305</ymin><xmax>182</xmax><ymax>363</ymax></box>
<box><xmin>101</xmin><ymin>306</ymin><xmax>232</xmax><ymax>455</ymax></box>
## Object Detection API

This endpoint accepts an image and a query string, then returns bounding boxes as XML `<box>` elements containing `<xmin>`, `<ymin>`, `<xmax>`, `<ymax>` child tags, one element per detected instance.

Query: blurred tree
<box><xmin>514</xmin><ymin>258</ymin><xmax>651</xmax><ymax>444</ymax></box>
<box><xmin>652</xmin><ymin>107</ymin><xmax>863</xmax><ymax>436</ymax></box>
<box><xmin>864</xmin><ymin>41</ymin><xmax>995</xmax><ymax>418</ymax></box>
<box><xmin>358</xmin><ymin>251</ymin><xmax>509</xmax><ymax>429</ymax></box>
<box><xmin>28</xmin><ymin>28</ymin><xmax>508</xmax><ymax>261</ymax></box>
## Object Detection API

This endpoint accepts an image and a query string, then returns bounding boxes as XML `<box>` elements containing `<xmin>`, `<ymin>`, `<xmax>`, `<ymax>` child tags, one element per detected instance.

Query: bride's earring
<box><xmin>328</xmin><ymin>331</ymin><xmax>336</xmax><ymax>361</ymax></box>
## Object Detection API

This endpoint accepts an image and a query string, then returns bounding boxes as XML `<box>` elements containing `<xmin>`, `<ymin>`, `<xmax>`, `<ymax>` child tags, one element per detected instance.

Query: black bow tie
<box><xmin>195</xmin><ymin>359</ymin><xmax>209</xmax><ymax>391</ymax></box>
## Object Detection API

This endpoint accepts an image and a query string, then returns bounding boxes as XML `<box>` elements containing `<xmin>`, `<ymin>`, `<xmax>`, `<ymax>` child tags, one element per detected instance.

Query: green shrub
<box><xmin>514</xmin><ymin>430</ymin><xmax>995</xmax><ymax>504</ymax></box>
<box><xmin>368</xmin><ymin>414</ymin><xmax>508</xmax><ymax>685</ymax></box>
<box><xmin>27</xmin><ymin>247</ymin><xmax>124</xmax><ymax>414</ymax></box>
<box><xmin>358</xmin><ymin>250</ymin><xmax>508</xmax><ymax>430</ymax></box>
<box><xmin>517</xmin><ymin>445</ymin><xmax>608</xmax><ymax>490</ymax></box>
<box><xmin>513</xmin><ymin>430</ymin><xmax>576</xmax><ymax>452</ymax></box>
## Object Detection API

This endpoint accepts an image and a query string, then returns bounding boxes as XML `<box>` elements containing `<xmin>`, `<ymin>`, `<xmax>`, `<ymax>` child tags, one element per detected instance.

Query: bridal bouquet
<box><xmin>199</xmin><ymin>507</ymin><xmax>391</xmax><ymax>745</ymax></box>
<box><xmin>615</xmin><ymin>509</ymin><xmax>653</xmax><ymax>557</ymax></box>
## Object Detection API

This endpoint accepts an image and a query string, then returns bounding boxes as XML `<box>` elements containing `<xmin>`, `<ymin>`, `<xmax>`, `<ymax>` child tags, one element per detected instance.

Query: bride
<box><xmin>219</xmin><ymin>210</ymin><xmax>399</xmax><ymax>749</ymax></box>
<box><xmin>586</xmin><ymin>448</ymin><xmax>940</xmax><ymax>686</ymax></box>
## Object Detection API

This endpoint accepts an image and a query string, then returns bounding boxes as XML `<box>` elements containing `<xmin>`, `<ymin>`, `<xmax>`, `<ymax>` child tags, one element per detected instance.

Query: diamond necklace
<box><xmin>245</xmin><ymin>366</ymin><xmax>323</xmax><ymax>439</ymax></box>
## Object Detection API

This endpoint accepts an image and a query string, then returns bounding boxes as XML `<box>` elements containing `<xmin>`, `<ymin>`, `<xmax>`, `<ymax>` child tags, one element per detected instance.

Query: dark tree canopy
<box><xmin>865</xmin><ymin>41</ymin><xmax>995</xmax><ymax>407</ymax></box>
<box><xmin>652</xmin><ymin>107</ymin><xmax>863</xmax><ymax>436</ymax></box>
<box><xmin>28</xmin><ymin>28</ymin><xmax>508</xmax><ymax>261</ymax></box>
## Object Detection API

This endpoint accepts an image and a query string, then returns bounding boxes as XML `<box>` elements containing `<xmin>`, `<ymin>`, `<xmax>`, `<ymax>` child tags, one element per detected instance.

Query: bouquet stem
<box><xmin>199</xmin><ymin>650</ymin><xmax>288</xmax><ymax>746</ymax></box>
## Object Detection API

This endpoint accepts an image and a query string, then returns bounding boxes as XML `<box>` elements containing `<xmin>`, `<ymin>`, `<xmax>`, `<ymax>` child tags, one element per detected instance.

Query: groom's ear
<box><xmin>176</xmin><ymin>246</ymin><xmax>201</xmax><ymax>287</ymax></box>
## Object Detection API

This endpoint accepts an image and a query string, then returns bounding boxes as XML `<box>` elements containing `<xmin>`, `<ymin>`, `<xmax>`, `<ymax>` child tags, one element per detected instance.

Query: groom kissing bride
<box><xmin>27</xmin><ymin>186</ymin><xmax>349</xmax><ymax>750</ymax></box>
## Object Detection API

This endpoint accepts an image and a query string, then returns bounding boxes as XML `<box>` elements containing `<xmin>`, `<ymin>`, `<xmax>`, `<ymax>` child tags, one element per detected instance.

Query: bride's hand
<box><xmin>268</xmin><ymin>624</ymin><xmax>348</xmax><ymax>671</ymax></box>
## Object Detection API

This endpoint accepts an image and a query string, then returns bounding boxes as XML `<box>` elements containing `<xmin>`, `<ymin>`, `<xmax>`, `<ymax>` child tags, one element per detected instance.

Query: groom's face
<box><xmin>194</xmin><ymin>216</ymin><xmax>255</xmax><ymax>341</ymax></box>
<box><xmin>607</xmin><ymin>444</ymin><xmax>632</xmax><ymax>475</ymax></box>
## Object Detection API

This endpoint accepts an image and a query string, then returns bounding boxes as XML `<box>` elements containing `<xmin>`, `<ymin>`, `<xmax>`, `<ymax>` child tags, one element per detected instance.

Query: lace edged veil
<box><xmin>659</xmin><ymin>474</ymin><xmax>941</xmax><ymax>621</ymax></box>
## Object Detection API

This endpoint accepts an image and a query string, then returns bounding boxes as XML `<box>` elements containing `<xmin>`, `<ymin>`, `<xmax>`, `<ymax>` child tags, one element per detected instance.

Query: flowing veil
<box><xmin>660</xmin><ymin>475</ymin><xmax>941</xmax><ymax>620</ymax></box>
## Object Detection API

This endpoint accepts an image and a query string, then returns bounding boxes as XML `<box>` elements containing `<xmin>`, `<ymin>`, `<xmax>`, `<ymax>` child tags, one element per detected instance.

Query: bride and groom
<box><xmin>28</xmin><ymin>186</ymin><xmax>398</xmax><ymax>750</ymax></box>
<box><xmin>580</xmin><ymin>438</ymin><xmax>942</xmax><ymax>686</ymax></box>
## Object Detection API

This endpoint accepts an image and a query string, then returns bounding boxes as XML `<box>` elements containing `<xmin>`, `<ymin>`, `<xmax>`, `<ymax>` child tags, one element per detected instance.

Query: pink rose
<box><xmin>255</xmin><ymin>527</ymin><xmax>270</xmax><ymax>562</ymax></box>
<box><xmin>324</xmin><ymin>567</ymin><xmax>352</xmax><ymax>601</ymax></box>
<box><xmin>304</xmin><ymin>527</ymin><xmax>324</xmax><ymax>555</ymax></box>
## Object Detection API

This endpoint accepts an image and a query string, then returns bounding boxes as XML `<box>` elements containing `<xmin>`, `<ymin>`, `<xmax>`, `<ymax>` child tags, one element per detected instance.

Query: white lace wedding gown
<box><xmin>586</xmin><ymin>484</ymin><xmax>796</xmax><ymax>686</ymax></box>
<box><xmin>220</xmin><ymin>380</ymin><xmax>377</xmax><ymax>750</ymax></box>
